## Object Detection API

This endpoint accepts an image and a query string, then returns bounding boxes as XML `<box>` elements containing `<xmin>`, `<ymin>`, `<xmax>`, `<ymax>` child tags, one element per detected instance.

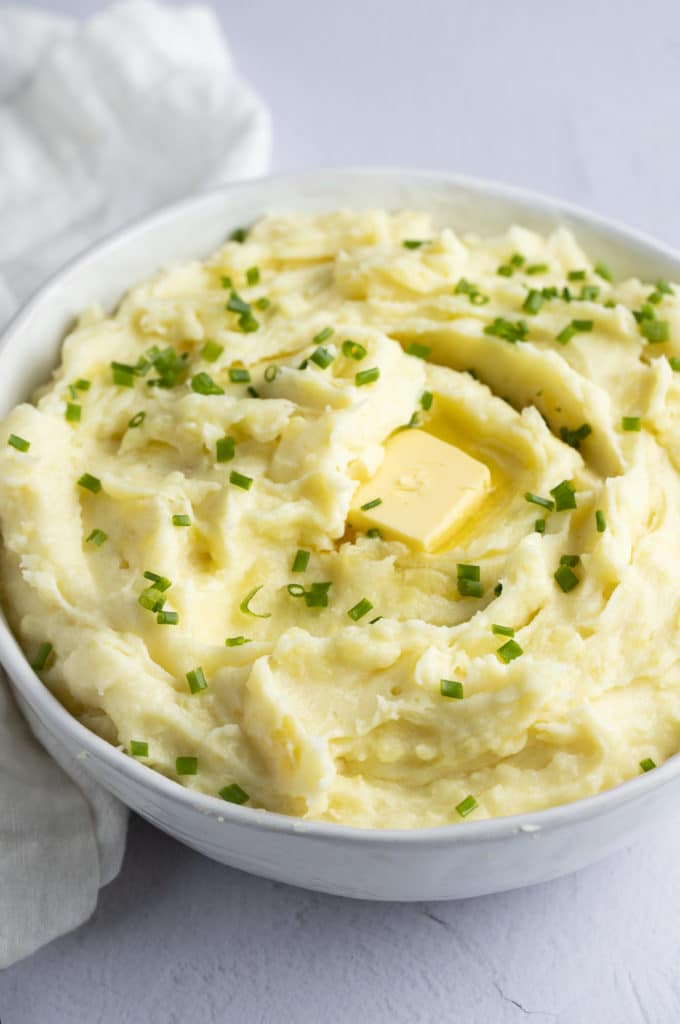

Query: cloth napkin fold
<box><xmin>0</xmin><ymin>0</ymin><xmax>271</xmax><ymax>968</ymax></box>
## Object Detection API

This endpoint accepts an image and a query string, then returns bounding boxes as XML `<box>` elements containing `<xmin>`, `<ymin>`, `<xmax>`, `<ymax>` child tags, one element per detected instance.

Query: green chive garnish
<box><xmin>578</xmin><ymin>285</ymin><xmax>600</xmax><ymax>302</ymax></box>
<box><xmin>310</xmin><ymin>347</ymin><xmax>334</xmax><ymax>369</ymax></box>
<box><xmin>560</xmin><ymin>423</ymin><xmax>592</xmax><ymax>450</ymax></box>
<box><xmin>200</xmin><ymin>340</ymin><xmax>224</xmax><ymax>362</ymax></box>
<box><xmin>491</xmin><ymin>624</ymin><xmax>515</xmax><ymax>637</ymax></box>
<box><xmin>128</xmin><ymin>411</ymin><xmax>146</xmax><ymax>429</ymax></box>
<box><xmin>456</xmin><ymin>795</ymin><xmax>478</xmax><ymax>817</ymax></box>
<box><xmin>313</xmin><ymin>326</ymin><xmax>334</xmax><ymax>344</ymax></box>
<box><xmin>78</xmin><ymin>473</ymin><xmax>102</xmax><ymax>494</ymax></box>
<box><xmin>420</xmin><ymin>390</ymin><xmax>433</xmax><ymax>411</ymax></box>
<box><xmin>86</xmin><ymin>528</ymin><xmax>108</xmax><ymax>546</ymax></box>
<box><xmin>172</xmin><ymin>514</ymin><xmax>191</xmax><ymax>527</ymax></box>
<box><xmin>355</xmin><ymin>367</ymin><xmax>380</xmax><ymax>386</ymax></box>
<box><xmin>225</xmin><ymin>636</ymin><xmax>251</xmax><ymax>647</ymax></box>
<box><xmin>292</xmin><ymin>549</ymin><xmax>311</xmax><ymax>573</ymax></box>
<box><xmin>256</xmin><ymin>296</ymin><xmax>270</xmax><ymax>310</ymax></box>
<box><xmin>227</xmin><ymin>292</ymin><xmax>251</xmax><ymax>315</ymax></box>
<box><xmin>596</xmin><ymin>509</ymin><xmax>607</xmax><ymax>533</ymax></box>
<box><xmin>130</xmin><ymin>740</ymin><xmax>148</xmax><ymax>757</ymax></box>
<box><xmin>156</xmin><ymin>610</ymin><xmax>179</xmax><ymax>625</ymax></box>
<box><xmin>622</xmin><ymin>416</ymin><xmax>641</xmax><ymax>432</ymax></box>
<box><xmin>640</xmin><ymin>757</ymin><xmax>656</xmax><ymax>772</ymax></box>
<box><xmin>483</xmin><ymin>318</ymin><xmax>529</xmax><ymax>343</ymax></box>
<box><xmin>231</xmin><ymin>226</ymin><xmax>248</xmax><ymax>242</ymax></box>
<box><xmin>494</xmin><ymin>583</ymin><xmax>503</xmax><ymax>597</ymax></box>
<box><xmin>458</xmin><ymin>579</ymin><xmax>484</xmax><ymax>598</ymax></box>
<box><xmin>403</xmin><ymin>239</ymin><xmax>425</xmax><ymax>249</ymax></box>
<box><xmin>367</xmin><ymin>528</ymin><xmax>382</xmax><ymax>539</ymax></box>
<box><xmin>497</xmin><ymin>264</ymin><xmax>513</xmax><ymax>277</ymax></box>
<box><xmin>287</xmin><ymin>584</ymin><xmax>306</xmax><ymax>598</ymax></box>
<box><xmin>216</xmin><ymin>436</ymin><xmax>235</xmax><ymax>463</ymax></box>
<box><xmin>264</xmin><ymin>365</ymin><xmax>279</xmax><ymax>382</ymax></box>
<box><xmin>522</xmin><ymin>290</ymin><xmax>544</xmax><ymax>315</ymax></box>
<box><xmin>230</xmin><ymin>470</ymin><xmax>253</xmax><ymax>490</ymax></box>
<box><xmin>670</xmin><ymin>357</ymin><xmax>680</xmax><ymax>372</ymax></box>
<box><xmin>641</xmin><ymin>319</ymin><xmax>669</xmax><ymax>343</ymax></box>
<box><xmin>440</xmin><ymin>679</ymin><xmax>464</xmax><ymax>699</ymax></box>
<box><xmin>560</xmin><ymin>554</ymin><xmax>580</xmax><ymax>566</ymax></box>
<box><xmin>31</xmin><ymin>641</ymin><xmax>53</xmax><ymax>671</ymax></box>
<box><xmin>526</xmin><ymin>263</ymin><xmax>549</xmax><ymax>275</ymax></box>
<box><xmin>457</xmin><ymin>564</ymin><xmax>480</xmax><ymax>581</ymax></box>
<box><xmin>111</xmin><ymin>362</ymin><xmax>136</xmax><ymax>387</ymax></box>
<box><xmin>594</xmin><ymin>262</ymin><xmax>613</xmax><ymax>282</ymax></box>
<box><xmin>567</xmin><ymin>269</ymin><xmax>587</xmax><ymax>282</ymax></box>
<box><xmin>246</xmin><ymin>267</ymin><xmax>260</xmax><ymax>286</ymax></box>
<box><xmin>535</xmin><ymin>518</ymin><xmax>546</xmax><ymax>534</ymax></box>
<box><xmin>176</xmin><ymin>756</ymin><xmax>198</xmax><ymax>775</ymax></box>
<box><xmin>361</xmin><ymin>497</ymin><xmax>382</xmax><ymax>511</ymax></box>
<box><xmin>347</xmin><ymin>598</ymin><xmax>373</xmax><ymax>621</ymax></box>
<box><xmin>240</xmin><ymin>585</ymin><xmax>270</xmax><ymax>618</ymax></box>
<box><xmin>550</xmin><ymin>480</ymin><xmax>577</xmax><ymax>511</ymax></box>
<box><xmin>342</xmin><ymin>340</ymin><xmax>367</xmax><ymax>360</ymax></box>
<box><xmin>554</xmin><ymin>564</ymin><xmax>579</xmax><ymax>592</ymax></box>
<box><xmin>144</xmin><ymin>571</ymin><xmax>171</xmax><ymax>591</ymax></box>
<box><xmin>238</xmin><ymin>313</ymin><xmax>259</xmax><ymax>333</ymax></box>
<box><xmin>229</xmin><ymin>367</ymin><xmax>250</xmax><ymax>383</ymax></box>
<box><xmin>8</xmin><ymin>434</ymin><xmax>30</xmax><ymax>452</ymax></box>
<box><xmin>74</xmin><ymin>378</ymin><xmax>91</xmax><ymax>391</ymax></box>
<box><xmin>220</xmin><ymin>275</ymin><xmax>233</xmax><ymax>289</ymax></box>
<box><xmin>303</xmin><ymin>581</ymin><xmax>332</xmax><ymax>608</ymax></box>
<box><xmin>524</xmin><ymin>492</ymin><xmax>554</xmax><ymax>511</ymax></box>
<box><xmin>65</xmin><ymin>402</ymin><xmax>81</xmax><ymax>422</ymax></box>
<box><xmin>406</xmin><ymin>342</ymin><xmax>431</xmax><ymax>360</ymax></box>
<box><xmin>186</xmin><ymin>667</ymin><xmax>208</xmax><ymax>694</ymax></box>
<box><xmin>497</xmin><ymin>639</ymin><xmax>523</xmax><ymax>663</ymax></box>
<box><xmin>220</xmin><ymin>783</ymin><xmax>249</xmax><ymax>804</ymax></box>
<box><xmin>139</xmin><ymin>587</ymin><xmax>166</xmax><ymax>612</ymax></box>
<box><xmin>510</xmin><ymin>253</ymin><xmax>525</xmax><ymax>268</ymax></box>
<box><xmin>191</xmin><ymin>372</ymin><xmax>224</xmax><ymax>396</ymax></box>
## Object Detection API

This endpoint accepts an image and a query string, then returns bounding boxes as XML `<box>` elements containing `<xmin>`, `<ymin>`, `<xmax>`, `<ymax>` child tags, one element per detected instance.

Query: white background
<box><xmin>4</xmin><ymin>1</ymin><xmax>680</xmax><ymax>1021</ymax></box>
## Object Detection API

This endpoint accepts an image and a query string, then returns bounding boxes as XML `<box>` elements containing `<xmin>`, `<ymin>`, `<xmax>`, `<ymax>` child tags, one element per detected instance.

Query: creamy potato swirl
<box><xmin>1</xmin><ymin>210</ymin><xmax>679</xmax><ymax>828</ymax></box>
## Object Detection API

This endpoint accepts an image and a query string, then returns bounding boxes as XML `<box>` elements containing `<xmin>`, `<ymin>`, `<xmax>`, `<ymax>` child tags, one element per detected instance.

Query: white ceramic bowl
<box><xmin>2</xmin><ymin>169</ymin><xmax>679</xmax><ymax>901</ymax></box>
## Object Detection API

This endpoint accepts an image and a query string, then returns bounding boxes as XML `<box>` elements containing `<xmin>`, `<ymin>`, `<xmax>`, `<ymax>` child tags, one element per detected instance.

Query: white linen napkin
<box><xmin>0</xmin><ymin>0</ymin><xmax>271</xmax><ymax>968</ymax></box>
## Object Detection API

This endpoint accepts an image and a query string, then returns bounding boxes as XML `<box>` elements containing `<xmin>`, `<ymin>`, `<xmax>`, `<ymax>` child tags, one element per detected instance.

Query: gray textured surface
<box><xmin>3</xmin><ymin>1</ymin><xmax>680</xmax><ymax>1021</ymax></box>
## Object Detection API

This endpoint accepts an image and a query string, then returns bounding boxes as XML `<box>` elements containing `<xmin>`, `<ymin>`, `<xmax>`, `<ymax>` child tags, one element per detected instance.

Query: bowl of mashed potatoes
<box><xmin>0</xmin><ymin>169</ymin><xmax>678</xmax><ymax>900</ymax></box>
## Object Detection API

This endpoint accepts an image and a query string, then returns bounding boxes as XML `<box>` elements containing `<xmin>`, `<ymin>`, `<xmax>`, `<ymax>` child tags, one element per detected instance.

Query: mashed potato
<box><xmin>1</xmin><ymin>209</ymin><xmax>680</xmax><ymax>828</ymax></box>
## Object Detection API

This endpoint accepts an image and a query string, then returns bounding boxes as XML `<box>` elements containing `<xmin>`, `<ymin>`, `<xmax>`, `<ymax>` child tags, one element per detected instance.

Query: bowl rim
<box><xmin>2</xmin><ymin>165</ymin><xmax>680</xmax><ymax>846</ymax></box>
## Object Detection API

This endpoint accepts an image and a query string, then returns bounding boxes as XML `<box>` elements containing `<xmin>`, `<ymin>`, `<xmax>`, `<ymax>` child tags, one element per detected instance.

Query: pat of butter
<box><xmin>350</xmin><ymin>429</ymin><xmax>491</xmax><ymax>551</ymax></box>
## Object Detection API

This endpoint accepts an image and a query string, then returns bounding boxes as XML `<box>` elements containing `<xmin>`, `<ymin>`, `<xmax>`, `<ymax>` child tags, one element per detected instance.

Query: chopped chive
<box><xmin>229</xmin><ymin>367</ymin><xmax>251</xmax><ymax>383</ymax></box>
<box><xmin>578</xmin><ymin>285</ymin><xmax>600</xmax><ymax>302</ymax></box>
<box><xmin>74</xmin><ymin>378</ymin><xmax>91</xmax><ymax>391</ymax></box>
<box><xmin>403</xmin><ymin>239</ymin><xmax>426</xmax><ymax>249</ymax></box>
<box><xmin>596</xmin><ymin>509</ymin><xmax>607</xmax><ymax>533</ymax></box>
<box><xmin>130</xmin><ymin>740</ymin><xmax>148</xmax><ymax>757</ymax></box>
<box><xmin>246</xmin><ymin>386</ymin><xmax>259</xmax><ymax>399</ymax></box>
<box><xmin>292</xmin><ymin>549</ymin><xmax>311</xmax><ymax>573</ymax></box>
<box><xmin>494</xmin><ymin>582</ymin><xmax>503</xmax><ymax>597</ymax></box>
<box><xmin>348</xmin><ymin>598</ymin><xmax>373</xmax><ymax>621</ymax></box>
<box><xmin>8</xmin><ymin>434</ymin><xmax>30</xmax><ymax>452</ymax></box>
<box><xmin>562</xmin><ymin>287</ymin><xmax>573</xmax><ymax>302</ymax></box>
<box><xmin>522</xmin><ymin>290</ymin><xmax>544</xmax><ymax>315</ymax></box>
<box><xmin>111</xmin><ymin>362</ymin><xmax>136</xmax><ymax>387</ymax></box>
<box><xmin>361</xmin><ymin>497</ymin><xmax>382</xmax><ymax>511</ymax></box>
<box><xmin>216</xmin><ymin>436</ymin><xmax>235</xmax><ymax>463</ymax></box>
<box><xmin>220</xmin><ymin>783</ymin><xmax>250</xmax><ymax>804</ymax></box>
<box><xmin>287</xmin><ymin>583</ymin><xmax>306</xmax><ymax>597</ymax></box>
<box><xmin>559</xmin><ymin>554</ymin><xmax>581</xmax><ymax>567</ymax></box>
<box><xmin>191</xmin><ymin>372</ymin><xmax>224</xmax><ymax>396</ymax></box>
<box><xmin>401</xmin><ymin>412</ymin><xmax>420</xmax><ymax>430</ymax></box>
<box><xmin>483</xmin><ymin>318</ymin><xmax>529</xmax><ymax>343</ymax></box>
<box><xmin>128</xmin><ymin>411</ymin><xmax>146</xmax><ymax>429</ymax></box>
<box><xmin>524</xmin><ymin>491</ymin><xmax>554</xmax><ymax>511</ymax></box>
<box><xmin>304</xmin><ymin>581</ymin><xmax>332</xmax><ymax>608</ymax></box>
<box><xmin>550</xmin><ymin>480</ymin><xmax>576</xmax><ymax>511</ymax></box>
<box><xmin>172</xmin><ymin>514</ymin><xmax>191</xmax><ymax>527</ymax></box>
<box><xmin>669</xmin><ymin>357</ymin><xmax>680</xmax><ymax>372</ymax></box>
<box><xmin>456</xmin><ymin>795</ymin><xmax>478</xmax><ymax>817</ymax></box>
<box><xmin>622</xmin><ymin>416</ymin><xmax>641</xmax><ymax>432</ymax></box>
<box><xmin>492</xmin><ymin>624</ymin><xmax>515</xmax><ymax>637</ymax></box>
<box><xmin>240</xmin><ymin>585</ymin><xmax>271</xmax><ymax>618</ymax></box>
<box><xmin>568</xmin><ymin>269</ymin><xmax>587</xmax><ymax>282</ymax></box>
<box><xmin>640</xmin><ymin>757</ymin><xmax>656</xmax><ymax>772</ymax></box>
<box><xmin>541</xmin><ymin>286</ymin><xmax>558</xmax><ymax>299</ymax></box>
<box><xmin>526</xmin><ymin>263</ymin><xmax>549</xmax><ymax>275</ymax></box>
<box><xmin>633</xmin><ymin>304</ymin><xmax>656</xmax><ymax>324</ymax></box>
<box><xmin>369</xmin><ymin>616</ymin><xmax>383</xmax><ymax>624</ymax></box>
<box><xmin>656</xmin><ymin>279</ymin><xmax>674</xmax><ymax>295</ymax></box>
<box><xmin>230</xmin><ymin>470</ymin><xmax>253</xmax><ymax>490</ymax></box>
<box><xmin>200</xmin><ymin>340</ymin><xmax>224</xmax><ymax>362</ymax></box>
<box><xmin>535</xmin><ymin>518</ymin><xmax>546</xmax><ymax>534</ymax></box>
<box><xmin>143</xmin><ymin>571</ymin><xmax>171</xmax><ymax>591</ymax></box>
<box><xmin>554</xmin><ymin>564</ymin><xmax>580</xmax><ymax>592</ymax></box>
<box><xmin>406</xmin><ymin>342</ymin><xmax>431</xmax><ymax>360</ymax></box>
<box><xmin>68</xmin><ymin>384</ymin><xmax>78</xmax><ymax>401</ymax></box>
<box><xmin>156</xmin><ymin>610</ymin><xmax>179</xmax><ymax>625</ymax></box>
<box><xmin>440</xmin><ymin>679</ymin><xmax>464</xmax><ymax>699</ymax></box>
<box><xmin>573</xmin><ymin>319</ymin><xmax>593</xmax><ymax>331</ymax></box>
<box><xmin>497</xmin><ymin>264</ymin><xmax>513</xmax><ymax>277</ymax></box>
<box><xmin>641</xmin><ymin>319</ymin><xmax>669</xmax><ymax>343</ymax></box>
<box><xmin>420</xmin><ymin>390</ymin><xmax>433</xmax><ymax>411</ymax></box>
<box><xmin>186</xmin><ymin>667</ymin><xmax>208</xmax><ymax>694</ymax></box>
<box><xmin>231</xmin><ymin>227</ymin><xmax>247</xmax><ymax>243</ymax></box>
<box><xmin>367</xmin><ymin>528</ymin><xmax>382</xmax><ymax>539</ymax></box>
<box><xmin>225</xmin><ymin>636</ymin><xmax>251</xmax><ymax>647</ymax></box>
<box><xmin>497</xmin><ymin>639</ymin><xmax>523</xmax><ymax>663</ymax></box>
<box><xmin>246</xmin><ymin>267</ymin><xmax>260</xmax><ymax>286</ymax></box>
<box><xmin>256</xmin><ymin>296</ymin><xmax>270</xmax><ymax>311</ymax></box>
<box><xmin>77</xmin><ymin>473</ymin><xmax>101</xmax><ymax>494</ymax></box>
<box><xmin>86</xmin><ymin>528</ymin><xmax>108</xmax><ymax>546</ymax></box>
<box><xmin>313</xmin><ymin>326</ymin><xmax>334</xmax><ymax>344</ymax></box>
<box><xmin>457</xmin><ymin>563</ymin><xmax>480</xmax><ymax>581</ymax></box>
<box><xmin>356</xmin><ymin>367</ymin><xmax>380</xmax><ymax>386</ymax></box>
<box><xmin>220</xmin><ymin>275</ymin><xmax>233</xmax><ymax>289</ymax></box>
<box><xmin>176</xmin><ymin>756</ymin><xmax>198</xmax><ymax>775</ymax></box>
<box><xmin>510</xmin><ymin>253</ymin><xmax>525</xmax><ymax>268</ymax></box>
<box><xmin>342</xmin><ymin>340</ymin><xmax>367</xmax><ymax>360</ymax></box>
<box><xmin>227</xmin><ymin>291</ymin><xmax>251</xmax><ymax>315</ymax></box>
<box><xmin>458</xmin><ymin>578</ymin><xmax>484</xmax><ymax>598</ymax></box>
<box><xmin>594</xmin><ymin>262</ymin><xmax>613</xmax><ymax>282</ymax></box>
<box><xmin>139</xmin><ymin>587</ymin><xmax>166</xmax><ymax>612</ymax></box>
<box><xmin>560</xmin><ymin>423</ymin><xmax>592</xmax><ymax>450</ymax></box>
<box><xmin>65</xmin><ymin>402</ymin><xmax>81</xmax><ymax>422</ymax></box>
<box><xmin>264</xmin><ymin>365</ymin><xmax>279</xmax><ymax>382</ymax></box>
<box><xmin>556</xmin><ymin>324</ymin><xmax>576</xmax><ymax>345</ymax></box>
<box><xmin>238</xmin><ymin>312</ymin><xmax>259</xmax><ymax>333</ymax></box>
<box><xmin>310</xmin><ymin>346</ymin><xmax>334</xmax><ymax>369</ymax></box>
<box><xmin>31</xmin><ymin>641</ymin><xmax>53</xmax><ymax>671</ymax></box>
